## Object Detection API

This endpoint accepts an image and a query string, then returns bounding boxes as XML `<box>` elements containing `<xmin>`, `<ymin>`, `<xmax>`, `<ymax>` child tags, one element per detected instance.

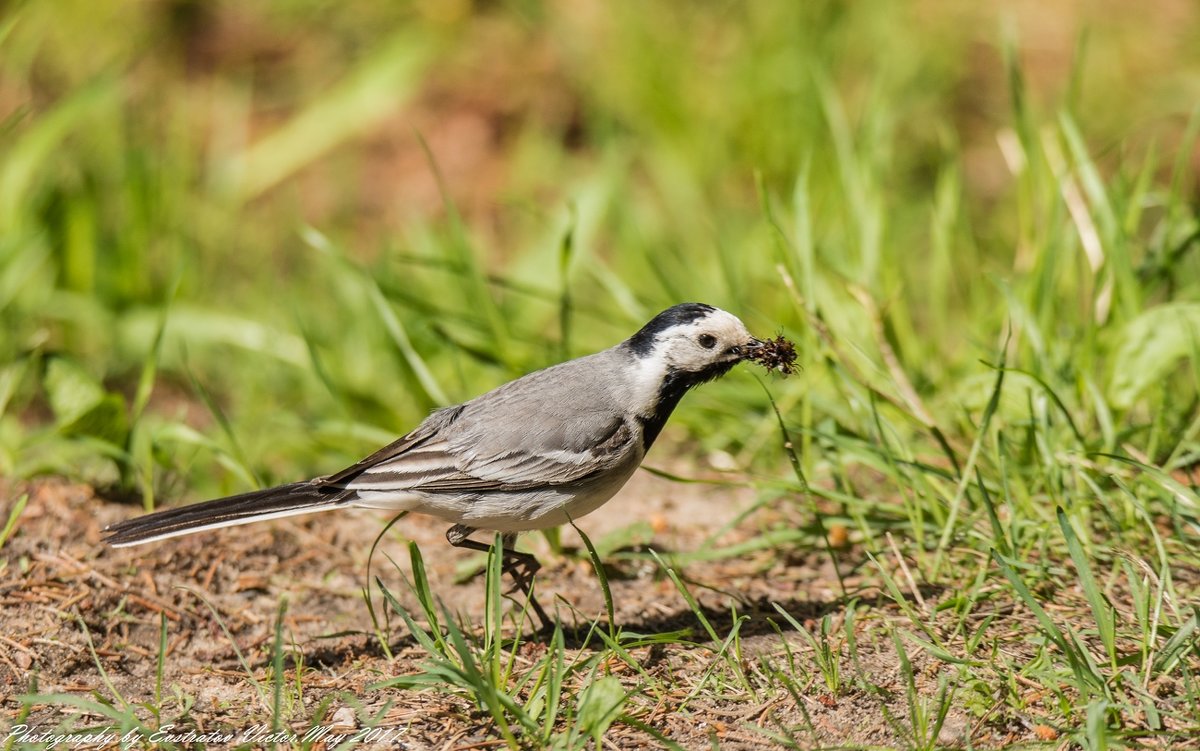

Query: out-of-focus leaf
<box><xmin>119</xmin><ymin>306</ymin><xmax>309</xmax><ymax>367</ymax></box>
<box><xmin>44</xmin><ymin>358</ymin><xmax>128</xmax><ymax>445</ymax></box>
<box><xmin>591</xmin><ymin>521</ymin><xmax>654</xmax><ymax>559</ymax></box>
<box><xmin>44</xmin><ymin>357</ymin><xmax>106</xmax><ymax>426</ymax></box>
<box><xmin>1109</xmin><ymin>303</ymin><xmax>1200</xmax><ymax>408</ymax></box>
<box><xmin>62</xmin><ymin>393</ymin><xmax>129</xmax><ymax>446</ymax></box>
<box><xmin>575</xmin><ymin>675</ymin><xmax>627</xmax><ymax>743</ymax></box>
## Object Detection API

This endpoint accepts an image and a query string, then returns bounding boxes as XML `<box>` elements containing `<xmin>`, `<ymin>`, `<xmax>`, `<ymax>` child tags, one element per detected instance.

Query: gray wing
<box><xmin>322</xmin><ymin>404</ymin><xmax>463</xmax><ymax>485</ymax></box>
<box><xmin>339</xmin><ymin>354</ymin><xmax>640</xmax><ymax>493</ymax></box>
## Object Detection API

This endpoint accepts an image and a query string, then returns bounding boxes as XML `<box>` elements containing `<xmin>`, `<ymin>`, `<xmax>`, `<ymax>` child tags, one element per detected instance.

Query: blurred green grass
<box><xmin>4</xmin><ymin>0</ymin><xmax>1200</xmax><ymax>744</ymax></box>
<box><xmin>2</xmin><ymin>0</ymin><xmax>1197</xmax><ymax>500</ymax></box>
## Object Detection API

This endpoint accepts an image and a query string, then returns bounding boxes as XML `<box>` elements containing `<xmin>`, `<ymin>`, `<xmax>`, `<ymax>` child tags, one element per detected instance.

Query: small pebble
<box><xmin>330</xmin><ymin>707</ymin><xmax>357</xmax><ymax>729</ymax></box>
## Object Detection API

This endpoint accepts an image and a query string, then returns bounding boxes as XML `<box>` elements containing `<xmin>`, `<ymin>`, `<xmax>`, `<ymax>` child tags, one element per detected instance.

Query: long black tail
<box><xmin>103</xmin><ymin>481</ymin><xmax>347</xmax><ymax>547</ymax></box>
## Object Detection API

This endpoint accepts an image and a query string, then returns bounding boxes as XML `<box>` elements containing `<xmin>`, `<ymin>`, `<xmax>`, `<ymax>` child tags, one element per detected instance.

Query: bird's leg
<box><xmin>445</xmin><ymin>526</ymin><xmax>541</xmax><ymax>589</ymax></box>
<box><xmin>445</xmin><ymin>525</ymin><xmax>552</xmax><ymax>631</ymax></box>
<box><xmin>498</xmin><ymin>532</ymin><xmax>542</xmax><ymax>591</ymax></box>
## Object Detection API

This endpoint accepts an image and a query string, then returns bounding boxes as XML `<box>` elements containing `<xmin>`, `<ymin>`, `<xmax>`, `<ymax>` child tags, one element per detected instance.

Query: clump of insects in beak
<box><xmin>747</xmin><ymin>335</ymin><xmax>798</xmax><ymax>376</ymax></box>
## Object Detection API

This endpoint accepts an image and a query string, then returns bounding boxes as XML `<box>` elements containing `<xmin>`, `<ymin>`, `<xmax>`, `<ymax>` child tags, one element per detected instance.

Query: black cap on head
<box><xmin>624</xmin><ymin>303</ymin><xmax>717</xmax><ymax>357</ymax></box>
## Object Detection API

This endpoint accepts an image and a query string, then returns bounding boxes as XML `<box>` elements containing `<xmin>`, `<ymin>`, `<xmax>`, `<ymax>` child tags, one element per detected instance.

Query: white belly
<box><xmin>350</xmin><ymin>450</ymin><xmax>643</xmax><ymax>533</ymax></box>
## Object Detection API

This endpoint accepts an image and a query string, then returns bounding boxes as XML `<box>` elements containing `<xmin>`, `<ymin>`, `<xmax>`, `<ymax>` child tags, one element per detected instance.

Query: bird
<box><xmin>104</xmin><ymin>303</ymin><xmax>768</xmax><ymax>627</ymax></box>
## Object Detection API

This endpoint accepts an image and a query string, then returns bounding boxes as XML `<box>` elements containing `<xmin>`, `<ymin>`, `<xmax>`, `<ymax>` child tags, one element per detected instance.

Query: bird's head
<box><xmin>624</xmin><ymin>303</ymin><xmax>763</xmax><ymax>384</ymax></box>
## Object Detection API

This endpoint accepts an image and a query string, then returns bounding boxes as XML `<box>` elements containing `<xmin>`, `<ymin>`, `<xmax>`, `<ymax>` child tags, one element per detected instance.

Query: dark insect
<box><xmin>748</xmin><ymin>334</ymin><xmax>798</xmax><ymax>376</ymax></box>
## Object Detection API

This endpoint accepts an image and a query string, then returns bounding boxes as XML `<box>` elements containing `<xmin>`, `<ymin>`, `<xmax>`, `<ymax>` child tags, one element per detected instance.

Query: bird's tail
<box><xmin>103</xmin><ymin>482</ymin><xmax>347</xmax><ymax>547</ymax></box>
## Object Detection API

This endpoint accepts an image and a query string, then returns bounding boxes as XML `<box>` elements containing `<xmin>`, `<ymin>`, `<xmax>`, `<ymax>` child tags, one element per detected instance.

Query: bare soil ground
<box><xmin>1</xmin><ymin>473</ymin><xmax>1193</xmax><ymax>749</ymax></box>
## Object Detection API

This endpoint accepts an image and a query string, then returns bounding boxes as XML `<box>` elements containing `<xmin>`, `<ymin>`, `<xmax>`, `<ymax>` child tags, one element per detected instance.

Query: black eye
<box><xmin>698</xmin><ymin>333</ymin><xmax>717</xmax><ymax>349</ymax></box>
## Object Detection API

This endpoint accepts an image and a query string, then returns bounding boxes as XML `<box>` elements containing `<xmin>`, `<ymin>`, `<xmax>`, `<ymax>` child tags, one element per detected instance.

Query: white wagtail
<box><xmin>105</xmin><ymin>303</ymin><xmax>772</xmax><ymax>625</ymax></box>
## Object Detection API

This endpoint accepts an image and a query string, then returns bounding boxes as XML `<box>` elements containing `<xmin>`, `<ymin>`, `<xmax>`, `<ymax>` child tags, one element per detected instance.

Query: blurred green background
<box><xmin>1</xmin><ymin>0</ymin><xmax>1199</xmax><ymax>505</ymax></box>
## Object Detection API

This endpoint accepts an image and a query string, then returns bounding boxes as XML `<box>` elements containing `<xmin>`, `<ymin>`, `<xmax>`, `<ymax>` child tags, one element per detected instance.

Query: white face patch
<box><xmin>658</xmin><ymin>308</ymin><xmax>754</xmax><ymax>372</ymax></box>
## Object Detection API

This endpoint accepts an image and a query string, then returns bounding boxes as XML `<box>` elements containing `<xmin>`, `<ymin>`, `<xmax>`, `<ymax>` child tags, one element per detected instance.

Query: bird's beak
<box><xmin>736</xmin><ymin>337</ymin><xmax>765</xmax><ymax>359</ymax></box>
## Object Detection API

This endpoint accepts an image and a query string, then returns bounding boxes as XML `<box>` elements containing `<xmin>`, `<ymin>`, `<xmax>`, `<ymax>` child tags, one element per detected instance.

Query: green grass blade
<box><xmin>232</xmin><ymin>33</ymin><xmax>430</xmax><ymax>200</ymax></box>
<box><xmin>0</xmin><ymin>493</ymin><xmax>28</xmax><ymax>549</ymax></box>
<box><xmin>271</xmin><ymin>597</ymin><xmax>289</xmax><ymax>739</ymax></box>
<box><xmin>573</xmin><ymin>519</ymin><xmax>616</xmax><ymax>641</ymax></box>
<box><xmin>1057</xmin><ymin>506</ymin><xmax>1117</xmax><ymax>668</ymax></box>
